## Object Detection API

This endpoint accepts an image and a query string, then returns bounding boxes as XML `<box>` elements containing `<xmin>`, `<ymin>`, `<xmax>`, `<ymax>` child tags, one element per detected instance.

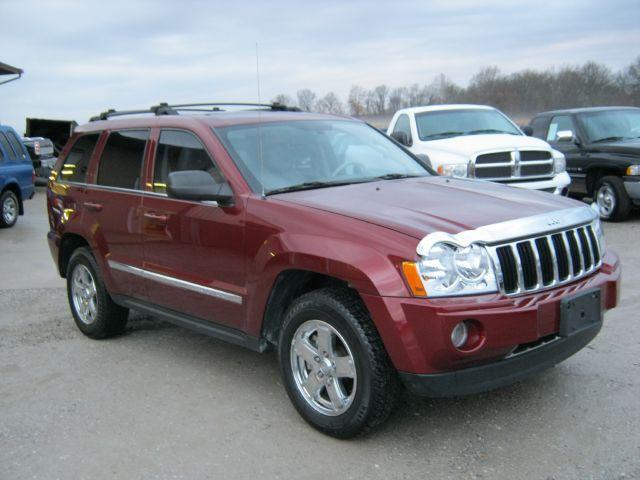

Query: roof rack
<box><xmin>89</xmin><ymin>101</ymin><xmax>300</xmax><ymax>122</ymax></box>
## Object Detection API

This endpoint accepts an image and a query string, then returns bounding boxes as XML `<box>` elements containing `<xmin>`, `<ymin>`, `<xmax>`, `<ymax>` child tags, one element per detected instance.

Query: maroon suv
<box><xmin>47</xmin><ymin>103</ymin><xmax>620</xmax><ymax>438</ymax></box>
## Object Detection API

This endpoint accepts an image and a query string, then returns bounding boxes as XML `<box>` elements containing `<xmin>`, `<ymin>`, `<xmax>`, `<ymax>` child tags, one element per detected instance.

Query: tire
<box><xmin>594</xmin><ymin>176</ymin><xmax>630</xmax><ymax>222</ymax></box>
<box><xmin>66</xmin><ymin>247</ymin><xmax>129</xmax><ymax>339</ymax></box>
<box><xmin>278</xmin><ymin>287</ymin><xmax>400</xmax><ymax>438</ymax></box>
<box><xmin>0</xmin><ymin>190</ymin><xmax>19</xmax><ymax>228</ymax></box>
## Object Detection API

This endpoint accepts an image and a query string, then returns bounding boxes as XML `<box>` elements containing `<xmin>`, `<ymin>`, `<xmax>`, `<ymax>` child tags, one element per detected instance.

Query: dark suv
<box><xmin>527</xmin><ymin>107</ymin><xmax>640</xmax><ymax>221</ymax></box>
<box><xmin>47</xmin><ymin>103</ymin><xmax>620</xmax><ymax>437</ymax></box>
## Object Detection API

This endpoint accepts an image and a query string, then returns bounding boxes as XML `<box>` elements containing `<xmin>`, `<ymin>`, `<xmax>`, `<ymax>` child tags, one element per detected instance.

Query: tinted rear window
<box><xmin>6</xmin><ymin>131</ymin><xmax>25</xmax><ymax>159</ymax></box>
<box><xmin>0</xmin><ymin>132</ymin><xmax>14</xmax><ymax>160</ymax></box>
<box><xmin>97</xmin><ymin>130</ymin><xmax>148</xmax><ymax>190</ymax></box>
<box><xmin>59</xmin><ymin>133</ymin><xmax>100</xmax><ymax>183</ymax></box>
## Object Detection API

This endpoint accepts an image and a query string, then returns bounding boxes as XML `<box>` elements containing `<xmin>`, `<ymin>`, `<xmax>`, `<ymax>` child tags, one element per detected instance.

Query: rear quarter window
<box><xmin>58</xmin><ymin>133</ymin><xmax>101</xmax><ymax>183</ymax></box>
<box><xmin>96</xmin><ymin>130</ymin><xmax>148</xmax><ymax>190</ymax></box>
<box><xmin>6</xmin><ymin>131</ymin><xmax>26</xmax><ymax>159</ymax></box>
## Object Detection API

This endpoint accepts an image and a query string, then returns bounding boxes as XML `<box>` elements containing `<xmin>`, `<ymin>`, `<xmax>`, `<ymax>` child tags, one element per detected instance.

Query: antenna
<box><xmin>256</xmin><ymin>42</ymin><xmax>265</xmax><ymax>199</ymax></box>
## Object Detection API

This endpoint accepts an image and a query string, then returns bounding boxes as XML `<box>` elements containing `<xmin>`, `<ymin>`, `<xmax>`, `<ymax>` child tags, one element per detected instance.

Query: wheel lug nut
<box><xmin>314</xmin><ymin>356</ymin><xmax>320</xmax><ymax>363</ymax></box>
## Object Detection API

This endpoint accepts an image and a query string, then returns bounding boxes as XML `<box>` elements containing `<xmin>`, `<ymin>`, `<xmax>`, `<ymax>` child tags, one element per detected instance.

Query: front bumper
<box><xmin>361</xmin><ymin>250</ymin><xmax>620</xmax><ymax>393</ymax></box>
<box><xmin>500</xmin><ymin>171</ymin><xmax>571</xmax><ymax>195</ymax></box>
<box><xmin>624</xmin><ymin>176</ymin><xmax>640</xmax><ymax>202</ymax></box>
<box><xmin>400</xmin><ymin>320</ymin><xmax>601</xmax><ymax>396</ymax></box>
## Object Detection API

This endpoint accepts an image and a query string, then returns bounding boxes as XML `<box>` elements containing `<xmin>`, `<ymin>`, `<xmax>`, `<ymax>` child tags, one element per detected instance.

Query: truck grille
<box><xmin>473</xmin><ymin>150</ymin><xmax>554</xmax><ymax>181</ymax></box>
<box><xmin>487</xmin><ymin>223</ymin><xmax>602</xmax><ymax>295</ymax></box>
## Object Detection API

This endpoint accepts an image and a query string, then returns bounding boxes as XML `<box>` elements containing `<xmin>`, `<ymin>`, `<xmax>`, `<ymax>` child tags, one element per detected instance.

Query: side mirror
<box><xmin>167</xmin><ymin>170</ymin><xmax>234</xmax><ymax>206</ymax></box>
<box><xmin>556</xmin><ymin>130</ymin><xmax>576</xmax><ymax>143</ymax></box>
<box><xmin>521</xmin><ymin>126</ymin><xmax>533</xmax><ymax>136</ymax></box>
<box><xmin>390</xmin><ymin>131</ymin><xmax>410</xmax><ymax>146</ymax></box>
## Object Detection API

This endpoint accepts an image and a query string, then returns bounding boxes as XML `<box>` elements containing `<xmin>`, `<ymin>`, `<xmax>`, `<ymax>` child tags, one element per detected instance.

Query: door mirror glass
<box><xmin>167</xmin><ymin>170</ymin><xmax>234</xmax><ymax>205</ymax></box>
<box><xmin>390</xmin><ymin>131</ymin><xmax>409</xmax><ymax>146</ymax></box>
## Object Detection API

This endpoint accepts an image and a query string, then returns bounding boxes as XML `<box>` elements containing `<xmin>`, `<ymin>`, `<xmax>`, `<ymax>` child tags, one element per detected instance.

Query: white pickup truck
<box><xmin>387</xmin><ymin>104</ymin><xmax>571</xmax><ymax>194</ymax></box>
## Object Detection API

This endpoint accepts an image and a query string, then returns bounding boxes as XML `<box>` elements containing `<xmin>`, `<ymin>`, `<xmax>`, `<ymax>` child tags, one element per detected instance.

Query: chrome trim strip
<box><xmin>546</xmin><ymin>235</ymin><xmax>559</xmax><ymax>284</ymax></box>
<box><xmin>510</xmin><ymin>244</ymin><xmax>525</xmax><ymax>293</ymax></box>
<box><xmin>107</xmin><ymin>260</ymin><xmax>242</xmax><ymax>304</ymax></box>
<box><xmin>416</xmin><ymin>205</ymin><xmax>598</xmax><ymax>255</ymax></box>
<box><xmin>530</xmin><ymin>239</ymin><xmax>543</xmax><ymax>289</ymax></box>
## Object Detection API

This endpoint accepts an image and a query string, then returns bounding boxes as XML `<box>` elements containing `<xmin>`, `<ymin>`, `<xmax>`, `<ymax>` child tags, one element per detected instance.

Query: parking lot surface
<box><xmin>1</xmin><ymin>189</ymin><xmax>639</xmax><ymax>480</ymax></box>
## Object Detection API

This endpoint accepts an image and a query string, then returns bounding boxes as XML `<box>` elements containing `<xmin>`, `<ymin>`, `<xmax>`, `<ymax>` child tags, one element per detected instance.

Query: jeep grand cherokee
<box><xmin>46</xmin><ymin>102</ymin><xmax>620</xmax><ymax>438</ymax></box>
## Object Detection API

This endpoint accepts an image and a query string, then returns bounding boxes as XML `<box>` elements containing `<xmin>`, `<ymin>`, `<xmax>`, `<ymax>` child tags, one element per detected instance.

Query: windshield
<box><xmin>215</xmin><ymin>120</ymin><xmax>430</xmax><ymax>194</ymax></box>
<box><xmin>577</xmin><ymin>109</ymin><xmax>640</xmax><ymax>143</ymax></box>
<box><xmin>415</xmin><ymin>108</ymin><xmax>521</xmax><ymax>141</ymax></box>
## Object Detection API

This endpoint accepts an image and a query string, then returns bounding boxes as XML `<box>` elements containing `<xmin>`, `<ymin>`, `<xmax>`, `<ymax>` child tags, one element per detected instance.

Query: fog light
<box><xmin>451</xmin><ymin>322</ymin><xmax>468</xmax><ymax>348</ymax></box>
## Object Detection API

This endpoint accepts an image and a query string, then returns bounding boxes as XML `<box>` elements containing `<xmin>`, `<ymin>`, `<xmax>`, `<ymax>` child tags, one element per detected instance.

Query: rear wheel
<box><xmin>0</xmin><ymin>190</ymin><xmax>19</xmax><ymax>228</ymax></box>
<box><xmin>66</xmin><ymin>247</ymin><xmax>128</xmax><ymax>338</ymax></box>
<box><xmin>278</xmin><ymin>288</ymin><xmax>399</xmax><ymax>438</ymax></box>
<box><xmin>594</xmin><ymin>176</ymin><xmax>630</xmax><ymax>221</ymax></box>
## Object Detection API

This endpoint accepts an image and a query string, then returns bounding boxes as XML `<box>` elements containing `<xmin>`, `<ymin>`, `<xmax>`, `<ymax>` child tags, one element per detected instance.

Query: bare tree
<box><xmin>372</xmin><ymin>85</ymin><xmax>390</xmax><ymax>114</ymax></box>
<box><xmin>296</xmin><ymin>89</ymin><xmax>317</xmax><ymax>112</ymax></box>
<box><xmin>388</xmin><ymin>87</ymin><xmax>407</xmax><ymax>112</ymax></box>
<box><xmin>316</xmin><ymin>92</ymin><xmax>344</xmax><ymax>114</ymax></box>
<box><xmin>271</xmin><ymin>94</ymin><xmax>295</xmax><ymax>107</ymax></box>
<box><xmin>348</xmin><ymin>85</ymin><xmax>368</xmax><ymax>116</ymax></box>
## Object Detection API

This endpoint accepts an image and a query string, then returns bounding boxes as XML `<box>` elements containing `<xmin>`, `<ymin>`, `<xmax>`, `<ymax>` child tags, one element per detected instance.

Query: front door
<box><xmin>545</xmin><ymin>114</ymin><xmax>587</xmax><ymax>195</ymax></box>
<box><xmin>142</xmin><ymin>129</ymin><xmax>245</xmax><ymax>330</ymax></box>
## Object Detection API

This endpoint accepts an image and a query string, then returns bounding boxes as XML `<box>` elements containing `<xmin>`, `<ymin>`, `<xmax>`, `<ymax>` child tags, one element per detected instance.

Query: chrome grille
<box><xmin>487</xmin><ymin>222</ymin><xmax>602</xmax><ymax>295</ymax></box>
<box><xmin>472</xmin><ymin>149</ymin><xmax>554</xmax><ymax>181</ymax></box>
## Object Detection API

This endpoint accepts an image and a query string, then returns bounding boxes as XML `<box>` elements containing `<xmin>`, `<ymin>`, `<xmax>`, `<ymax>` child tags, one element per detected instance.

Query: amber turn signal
<box><xmin>402</xmin><ymin>262</ymin><xmax>427</xmax><ymax>297</ymax></box>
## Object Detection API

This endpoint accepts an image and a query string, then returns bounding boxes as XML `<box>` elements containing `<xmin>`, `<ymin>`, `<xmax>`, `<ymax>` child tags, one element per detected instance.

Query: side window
<box><xmin>6</xmin><ymin>131</ymin><xmax>26</xmax><ymax>159</ymax></box>
<box><xmin>97</xmin><ymin>130</ymin><xmax>148</xmax><ymax>189</ymax></box>
<box><xmin>546</xmin><ymin>115</ymin><xmax>574</xmax><ymax>142</ymax></box>
<box><xmin>152</xmin><ymin>130</ymin><xmax>223</xmax><ymax>194</ymax></box>
<box><xmin>0</xmin><ymin>133</ymin><xmax>14</xmax><ymax>160</ymax></box>
<box><xmin>530</xmin><ymin>117</ymin><xmax>548</xmax><ymax>139</ymax></box>
<box><xmin>392</xmin><ymin>114</ymin><xmax>412</xmax><ymax>144</ymax></box>
<box><xmin>59</xmin><ymin>133</ymin><xmax>100</xmax><ymax>183</ymax></box>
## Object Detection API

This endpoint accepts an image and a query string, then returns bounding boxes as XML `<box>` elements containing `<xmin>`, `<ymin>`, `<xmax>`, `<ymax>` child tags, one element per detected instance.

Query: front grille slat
<box><xmin>491</xmin><ymin>222</ymin><xmax>602</xmax><ymax>296</ymax></box>
<box><xmin>473</xmin><ymin>149</ymin><xmax>554</xmax><ymax>181</ymax></box>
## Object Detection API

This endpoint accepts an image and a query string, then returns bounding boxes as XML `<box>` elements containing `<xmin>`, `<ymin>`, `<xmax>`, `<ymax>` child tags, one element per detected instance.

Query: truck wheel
<box><xmin>0</xmin><ymin>190</ymin><xmax>19</xmax><ymax>228</ymax></box>
<box><xmin>278</xmin><ymin>287</ymin><xmax>399</xmax><ymax>438</ymax></box>
<box><xmin>66</xmin><ymin>247</ymin><xmax>128</xmax><ymax>339</ymax></box>
<box><xmin>594</xmin><ymin>176</ymin><xmax>630</xmax><ymax>221</ymax></box>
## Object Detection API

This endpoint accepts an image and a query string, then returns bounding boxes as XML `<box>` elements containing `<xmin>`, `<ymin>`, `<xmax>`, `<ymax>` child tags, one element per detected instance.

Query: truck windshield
<box><xmin>577</xmin><ymin>109</ymin><xmax>640</xmax><ymax>143</ymax></box>
<box><xmin>215</xmin><ymin>120</ymin><xmax>430</xmax><ymax>194</ymax></box>
<box><xmin>415</xmin><ymin>109</ymin><xmax>521</xmax><ymax>141</ymax></box>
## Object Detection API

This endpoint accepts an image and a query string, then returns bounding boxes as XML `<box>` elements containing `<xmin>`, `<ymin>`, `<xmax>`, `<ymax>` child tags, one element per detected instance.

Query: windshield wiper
<box><xmin>424</xmin><ymin>131</ymin><xmax>464</xmax><ymax>139</ymax></box>
<box><xmin>591</xmin><ymin>136</ymin><xmax>626</xmax><ymax>144</ymax></box>
<box><xmin>466</xmin><ymin>129</ymin><xmax>517</xmax><ymax>135</ymax></box>
<box><xmin>266</xmin><ymin>180</ymin><xmax>365</xmax><ymax>195</ymax></box>
<box><xmin>375</xmin><ymin>173</ymin><xmax>424</xmax><ymax>180</ymax></box>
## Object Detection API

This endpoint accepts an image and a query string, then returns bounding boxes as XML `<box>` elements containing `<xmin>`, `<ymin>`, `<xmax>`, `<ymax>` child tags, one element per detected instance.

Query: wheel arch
<box><xmin>58</xmin><ymin>232</ymin><xmax>90</xmax><ymax>277</ymax></box>
<box><xmin>586</xmin><ymin>165</ymin><xmax>625</xmax><ymax>196</ymax></box>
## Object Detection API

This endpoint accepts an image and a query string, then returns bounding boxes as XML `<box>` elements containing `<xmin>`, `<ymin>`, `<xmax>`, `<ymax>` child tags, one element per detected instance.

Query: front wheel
<box><xmin>278</xmin><ymin>288</ymin><xmax>399</xmax><ymax>438</ymax></box>
<box><xmin>594</xmin><ymin>176</ymin><xmax>630</xmax><ymax>222</ymax></box>
<box><xmin>0</xmin><ymin>190</ymin><xmax>19</xmax><ymax>228</ymax></box>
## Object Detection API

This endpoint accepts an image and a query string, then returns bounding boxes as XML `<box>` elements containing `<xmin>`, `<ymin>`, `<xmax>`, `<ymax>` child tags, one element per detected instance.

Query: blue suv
<box><xmin>0</xmin><ymin>124</ymin><xmax>35</xmax><ymax>228</ymax></box>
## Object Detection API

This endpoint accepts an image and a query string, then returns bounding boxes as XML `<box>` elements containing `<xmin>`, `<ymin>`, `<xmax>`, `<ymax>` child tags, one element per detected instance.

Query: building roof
<box><xmin>0</xmin><ymin>62</ymin><xmax>23</xmax><ymax>76</ymax></box>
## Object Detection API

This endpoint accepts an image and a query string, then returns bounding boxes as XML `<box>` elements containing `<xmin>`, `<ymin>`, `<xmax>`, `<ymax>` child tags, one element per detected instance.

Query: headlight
<box><xmin>627</xmin><ymin>164</ymin><xmax>640</xmax><ymax>176</ymax></box>
<box><xmin>437</xmin><ymin>163</ymin><xmax>468</xmax><ymax>178</ymax></box>
<box><xmin>404</xmin><ymin>242</ymin><xmax>498</xmax><ymax>297</ymax></box>
<box><xmin>552</xmin><ymin>151</ymin><xmax>566</xmax><ymax>174</ymax></box>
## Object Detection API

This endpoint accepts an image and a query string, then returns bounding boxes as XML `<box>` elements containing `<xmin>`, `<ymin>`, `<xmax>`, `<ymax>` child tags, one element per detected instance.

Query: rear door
<box><xmin>141</xmin><ymin>128</ymin><xmax>245</xmax><ymax>330</ymax></box>
<box><xmin>84</xmin><ymin>129</ymin><xmax>149</xmax><ymax>300</ymax></box>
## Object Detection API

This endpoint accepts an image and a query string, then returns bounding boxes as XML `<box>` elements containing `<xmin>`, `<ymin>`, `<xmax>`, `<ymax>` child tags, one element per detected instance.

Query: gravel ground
<box><xmin>1</xmin><ymin>189</ymin><xmax>639</xmax><ymax>480</ymax></box>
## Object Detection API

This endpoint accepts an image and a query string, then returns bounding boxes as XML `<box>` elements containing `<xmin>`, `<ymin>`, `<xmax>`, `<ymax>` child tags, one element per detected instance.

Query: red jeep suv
<box><xmin>46</xmin><ymin>103</ymin><xmax>620</xmax><ymax>438</ymax></box>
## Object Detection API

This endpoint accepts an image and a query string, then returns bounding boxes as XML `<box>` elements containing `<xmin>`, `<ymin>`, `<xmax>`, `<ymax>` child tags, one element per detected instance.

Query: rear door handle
<box><xmin>84</xmin><ymin>202</ymin><xmax>103</xmax><ymax>212</ymax></box>
<box><xmin>144</xmin><ymin>212</ymin><xmax>168</xmax><ymax>225</ymax></box>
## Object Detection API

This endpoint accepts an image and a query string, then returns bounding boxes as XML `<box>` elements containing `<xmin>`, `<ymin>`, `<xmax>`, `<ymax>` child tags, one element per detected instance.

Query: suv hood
<box><xmin>424</xmin><ymin>134</ymin><xmax>552</xmax><ymax>157</ymax></box>
<box><xmin>275</xmin><ymin>177</ymin><xmax>579</xmax><ymax>240</ymax></box>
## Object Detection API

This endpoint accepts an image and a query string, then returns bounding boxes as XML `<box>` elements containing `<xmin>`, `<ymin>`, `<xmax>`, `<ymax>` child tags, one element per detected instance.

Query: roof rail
<box><xmin>89</xmin><ymin>101</ymin><xmax>300</xmax><ymax>121</ymax></box>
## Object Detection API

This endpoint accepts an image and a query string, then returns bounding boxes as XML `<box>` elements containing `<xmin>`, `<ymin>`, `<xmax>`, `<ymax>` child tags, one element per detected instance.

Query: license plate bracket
<box><xmin>559</xmin><ymin>288</ymin><xmax>602</xmax><ymax>337</ymax></box>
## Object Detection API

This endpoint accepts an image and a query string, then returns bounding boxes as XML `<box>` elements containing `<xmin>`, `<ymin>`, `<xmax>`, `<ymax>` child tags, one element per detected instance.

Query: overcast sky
<box><xmin>1</xmin><ymin>0</ymin><xmax>639</xmax><ymax>132</ymax></box>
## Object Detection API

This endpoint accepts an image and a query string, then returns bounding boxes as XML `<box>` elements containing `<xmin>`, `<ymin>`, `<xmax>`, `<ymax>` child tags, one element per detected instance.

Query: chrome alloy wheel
<box><xmin>2</xmin><ymin>195</ymin><xmax>17</xmax><ymax>224</ymax></box>
<box><xmin>596</xmin><ymin>184</ymin><xmax>616</xmax><ymax>218</ymax></box>
<box><xmin>290</xmin><ymin>319</ymin><xmax>357</xmax><ymax>416</ymax></box>
<box><xmin>71</xmin><ymin>264</ymin><xmax>98</xmax><ymax>325</ymax></box>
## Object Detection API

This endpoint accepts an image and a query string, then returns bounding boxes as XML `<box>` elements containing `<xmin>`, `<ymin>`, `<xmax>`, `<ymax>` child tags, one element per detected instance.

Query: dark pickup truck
<box><xmin>22</xmin><ymin>136</ymin><xmax>56</xmax><ymax>185</ymax></box>
<box><xmin>526</xmin><ymin>106</ymin><xmax>640</xmax><ymax>221</ymax></box>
